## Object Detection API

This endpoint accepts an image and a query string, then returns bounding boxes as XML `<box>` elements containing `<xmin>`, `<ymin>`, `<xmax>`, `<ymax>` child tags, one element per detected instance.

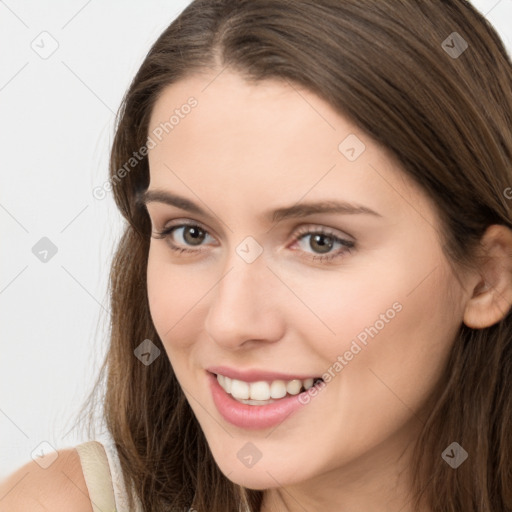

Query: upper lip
<box><xmin>207</xmin><ymin>365</ymin><xmax>321</xmax><ymax>383</ymax></box>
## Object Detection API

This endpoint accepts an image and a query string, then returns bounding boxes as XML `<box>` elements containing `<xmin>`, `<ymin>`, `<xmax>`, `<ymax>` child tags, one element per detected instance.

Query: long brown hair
<box><xmin>74</xmin><ymin>1</ymin><xmax>512</xmax><ymax>510</ymax></box>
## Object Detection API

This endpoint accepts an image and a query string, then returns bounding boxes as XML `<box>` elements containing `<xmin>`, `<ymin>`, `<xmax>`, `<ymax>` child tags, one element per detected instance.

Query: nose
<box><xmin>203</xmin><ymin>249</ymin><xmax>285</xmax><ymax>350</ymax></box>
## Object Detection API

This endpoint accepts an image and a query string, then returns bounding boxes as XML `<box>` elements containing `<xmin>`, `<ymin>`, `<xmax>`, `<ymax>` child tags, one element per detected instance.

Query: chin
<box><xmin>210</xmin><ymin>448</ymin><xmax>312</xmax><ymax>490</ymax></box>
<box><xmin>220</xmin><ymin>467</ymin><xmax>292</xmax><ymax>490</ymax></box>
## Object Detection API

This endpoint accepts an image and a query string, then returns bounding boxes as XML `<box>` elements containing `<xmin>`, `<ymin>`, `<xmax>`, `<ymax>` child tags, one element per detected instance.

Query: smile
<box><xmin>216</xmin><ymin>373</ymin><xmax>323</xmax><ymax>404</ymax></box>
<box><xmin>208</xmin><ymin>370</ymin><xmax>326</xmax><ymax>430</ymax></box>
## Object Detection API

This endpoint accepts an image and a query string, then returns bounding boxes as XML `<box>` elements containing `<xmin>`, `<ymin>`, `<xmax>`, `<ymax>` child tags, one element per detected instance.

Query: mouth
<box><xmin>207</xmin><ymin>370</ymin><xmax>326</xmax><ymax>430</ymax></box>
<box><xmin>212</xmin><ymin>372</ymin><xmax>324</xmax><ymax>406</ymax></box>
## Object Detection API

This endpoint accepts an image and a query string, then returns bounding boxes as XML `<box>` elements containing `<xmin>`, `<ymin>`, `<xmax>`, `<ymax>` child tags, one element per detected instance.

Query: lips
<box><xmin>206</xmin><ymin>366</ymin><xmax>326</xmax><ymax>429</ymax></box>
<box><xmin>206</xmin><ymin>365</ymin><xmax>322</xmax><ymax>383</ymax></box>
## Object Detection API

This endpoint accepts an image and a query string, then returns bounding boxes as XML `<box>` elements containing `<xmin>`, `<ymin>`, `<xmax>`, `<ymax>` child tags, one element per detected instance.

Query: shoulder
<box><xmin>0</xmin><ymin>446</ymin><xmax>93</xmax><ymax>512</ymax></box>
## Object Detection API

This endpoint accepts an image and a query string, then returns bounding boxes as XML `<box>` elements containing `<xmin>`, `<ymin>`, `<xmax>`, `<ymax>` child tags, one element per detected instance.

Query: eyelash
<box><xmin>152</xmin><ymin>221</ymin><xmax>355</xmax><ymax>264</ymax></box>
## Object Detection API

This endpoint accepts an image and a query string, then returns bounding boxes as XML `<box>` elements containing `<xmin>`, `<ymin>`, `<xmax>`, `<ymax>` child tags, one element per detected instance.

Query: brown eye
<box><xmin>308</xmin><ymin>233</ymin><xmax>335</xmax><ymax>254</ymax></box>
<box><xmin>181</xmin><ymin>226</ymin><xmax>206</xmax><ymax>246</ymax></box>
<box><xmin>152</xmin><ymin>223</ymin><xmax>215</xmax><ymax>254</ymax></box>
<box><xmin>292</xmin><ymin>227</ymin><xmax>355</xmax><ymax>263</ymax></box>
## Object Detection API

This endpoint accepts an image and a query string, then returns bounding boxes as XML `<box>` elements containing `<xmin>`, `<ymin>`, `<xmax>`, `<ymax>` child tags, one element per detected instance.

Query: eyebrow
<box><xmin>138</xmin><ymin>189</ymin><xmax>382</xmax><ymax>223</ymax></box>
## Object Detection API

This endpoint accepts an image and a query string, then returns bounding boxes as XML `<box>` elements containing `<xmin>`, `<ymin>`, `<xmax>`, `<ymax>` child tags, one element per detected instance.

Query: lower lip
<box><xmin>208</xmin><ymin>371</ymin><xmax>316</xmax><ymax>430</ymax></box>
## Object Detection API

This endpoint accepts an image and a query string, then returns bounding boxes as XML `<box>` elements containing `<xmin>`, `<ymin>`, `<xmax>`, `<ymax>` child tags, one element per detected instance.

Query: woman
<box><xmin>2</xmin><ymin>1</ymin><xmax>512</xmax><ymax>511</ymax></box>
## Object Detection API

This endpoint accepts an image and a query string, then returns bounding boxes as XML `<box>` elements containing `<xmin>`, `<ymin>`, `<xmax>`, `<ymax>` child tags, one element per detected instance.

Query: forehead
<box><xmin>148</xmin><ymin>71</ymin><xmax>339</xmax><ymax>163</ymax></box>
<box><xmin>146</xmin><ymin>70</ymin><xmax>433</xmax><ymax>226</ymax></box>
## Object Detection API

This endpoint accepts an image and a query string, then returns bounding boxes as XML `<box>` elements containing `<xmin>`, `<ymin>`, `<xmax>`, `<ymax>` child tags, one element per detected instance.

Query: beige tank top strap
<box><xmin>75</xmin><ymin>440</ymin><xmax>117</xmax><ymax>512</ymax></box>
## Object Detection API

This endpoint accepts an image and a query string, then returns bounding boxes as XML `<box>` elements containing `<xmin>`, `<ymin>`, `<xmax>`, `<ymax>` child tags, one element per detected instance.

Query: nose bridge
<box><xmin>204</xmin><ymin>243</ymin><xmax>283</xmax><ymax>347</ymax></box>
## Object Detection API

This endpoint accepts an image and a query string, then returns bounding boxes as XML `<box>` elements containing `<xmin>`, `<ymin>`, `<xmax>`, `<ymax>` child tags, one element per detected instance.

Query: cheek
<box><xmin>300</xmin><ymin>250</ymin><xmax>460</xmax><ymax>403</ymax></box>
<box><xmin>280</xmin><ymin>262</ymin><xmax>405</xmax><ymax>362</ymax></box>
<box><xmin>323</xmin><ymin>263</ymin><xmax>459</xmax><ymax>424</ymax></box>
<box><xmin>312</xmin><ymin>237</ymin><xmax>459</xmax><ymax>361</ymax></box>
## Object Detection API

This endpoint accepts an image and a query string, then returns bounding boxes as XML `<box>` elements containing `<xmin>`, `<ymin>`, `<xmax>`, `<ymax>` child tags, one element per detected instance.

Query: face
<box><xmin>144</xmin><ymin>70</ymin><xmax>468</xmax><ymax>493</ymax></box>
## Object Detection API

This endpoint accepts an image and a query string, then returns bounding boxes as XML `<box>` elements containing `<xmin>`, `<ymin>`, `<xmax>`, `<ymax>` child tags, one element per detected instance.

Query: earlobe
<box><xmin>463</xmin><ymin>224</ymin><xmax>512</xmax><ymax>329</ymax></box>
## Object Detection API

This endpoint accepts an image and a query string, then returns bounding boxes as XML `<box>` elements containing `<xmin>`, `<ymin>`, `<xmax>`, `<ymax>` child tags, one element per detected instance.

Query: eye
<box><xmin>152</xmin><ymin>222</ymin><xmax>215</xmax><ymax>254</ymax></box>
<box><xmin>290</xmin><ymin>226</ymin><xmax>355</xmax><ymax>263</ymax></box>
<box><xmin>152</xmin><ymin>221</ymin><xmax>355</xmax><ymax>264</ymax></box>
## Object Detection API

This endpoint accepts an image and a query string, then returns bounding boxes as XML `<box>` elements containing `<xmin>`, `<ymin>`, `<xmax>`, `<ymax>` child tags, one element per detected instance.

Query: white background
<box><xmin>1</xmin><ymin>0</ymin><xmax>511</xmax><ymax>479</ymax></box>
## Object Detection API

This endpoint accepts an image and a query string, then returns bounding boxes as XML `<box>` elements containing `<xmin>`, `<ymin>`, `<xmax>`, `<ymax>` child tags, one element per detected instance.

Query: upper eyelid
<box><xmin>152</xmin><ymin>217</ymin><xmax>218</xmax><ymax>238</ymax></box>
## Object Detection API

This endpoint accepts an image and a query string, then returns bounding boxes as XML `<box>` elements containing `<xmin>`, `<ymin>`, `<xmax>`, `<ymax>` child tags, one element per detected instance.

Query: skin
<box><xmin>143</xmin><ymin>70</ymin><xmax>512</xmax><ymax>512</ymax></box>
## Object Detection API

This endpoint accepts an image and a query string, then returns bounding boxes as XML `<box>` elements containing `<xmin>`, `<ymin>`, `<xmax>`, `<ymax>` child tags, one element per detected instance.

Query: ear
<box><xmin>463</xmin><ymin>224</ymin><xmax>512</xmax><ymax>329</ymax></box>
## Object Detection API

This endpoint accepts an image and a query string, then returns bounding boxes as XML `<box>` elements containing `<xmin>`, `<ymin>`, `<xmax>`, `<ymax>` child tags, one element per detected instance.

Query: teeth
<box><xmin>230</xmin><ymin>378</ymin><xmax>249</xmax><ymax>399</ymax></box>
<box><xmin>250</xmin><ymin>381</ymin><xmax>271</xmax><ymax>401</ymax></box>
<box><xmin>286</xmin><ymin>379</ymin><xmax>302</xmax><ymax>395</ymax></box>
<box><xmin>238</xmin><ymin>398</ymin><xmax>277</xmax><ymax>405</ymax></box>
<box><xmin>270</xmin><ymin>380</ymin><xmax>287</xmax><ymax>399</ymax></box>
<box><xmin>216</xmin><ymin>374</ymin><xmax>322</xmax><ymax>401</ymax></box>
